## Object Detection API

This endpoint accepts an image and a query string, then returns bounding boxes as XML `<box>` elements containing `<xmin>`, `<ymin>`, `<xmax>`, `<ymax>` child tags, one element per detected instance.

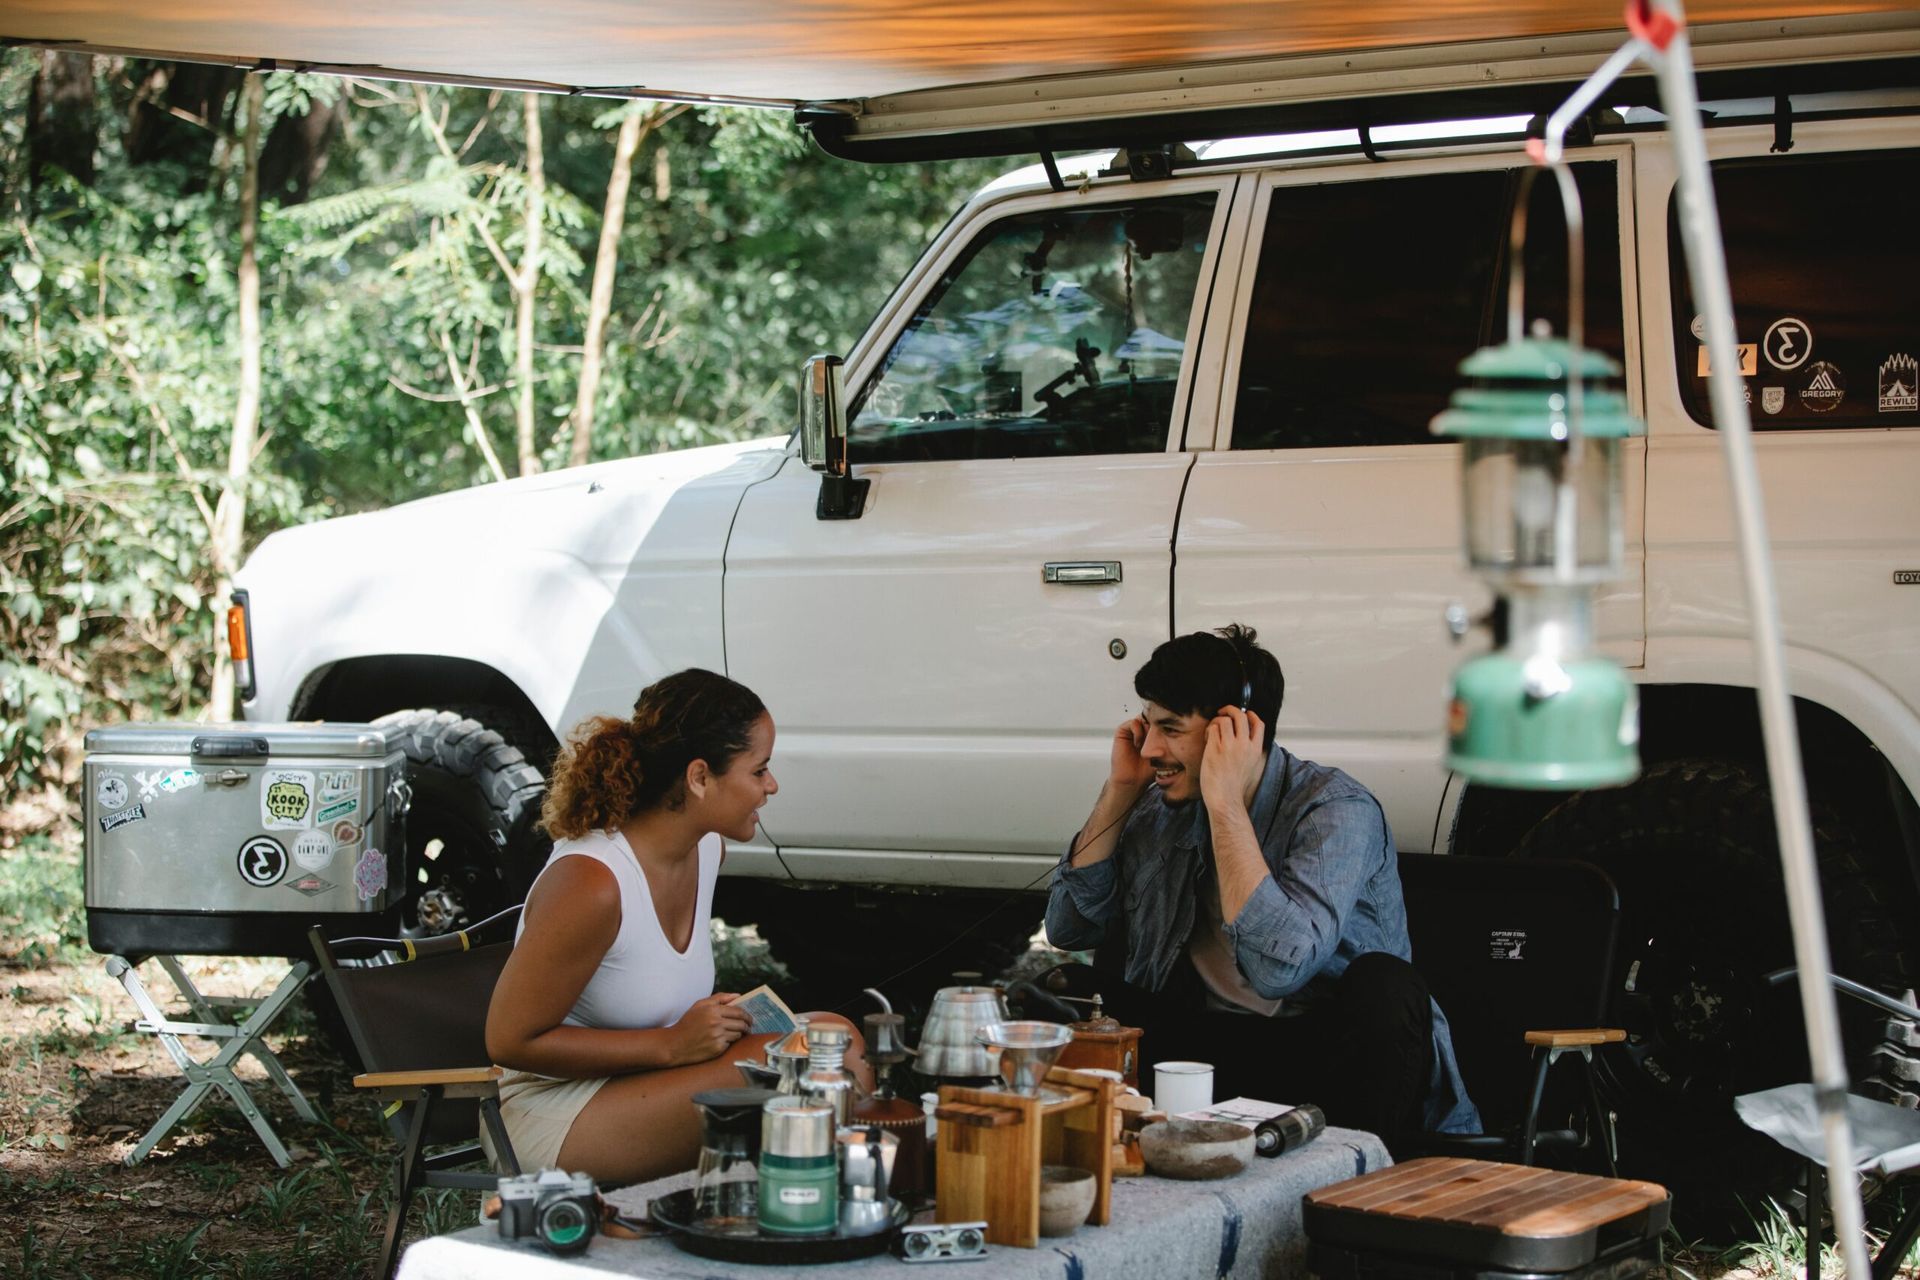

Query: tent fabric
<box><xmin>2</xmin><ymin>1</ymin><xmax>1912</xmax><ymax>109</ymax></box>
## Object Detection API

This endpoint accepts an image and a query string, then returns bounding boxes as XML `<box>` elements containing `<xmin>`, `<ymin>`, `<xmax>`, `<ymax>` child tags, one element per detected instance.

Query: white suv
<box><xmin>238</xmin><ymin>40</ymin><xmax>1920</xmax><ymax>1222</ymax></box>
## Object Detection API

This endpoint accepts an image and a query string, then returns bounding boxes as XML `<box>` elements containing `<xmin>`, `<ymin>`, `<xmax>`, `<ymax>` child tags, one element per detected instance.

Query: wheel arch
<box><xmin>290</xmin><ymin>654</ymin><xmax>558</xmax><ymax>758</ymax></box>
<box><xmin>1448</xmin><ymin>681</ymin><xmax>1920</xmax><ymax>910</ymax></box>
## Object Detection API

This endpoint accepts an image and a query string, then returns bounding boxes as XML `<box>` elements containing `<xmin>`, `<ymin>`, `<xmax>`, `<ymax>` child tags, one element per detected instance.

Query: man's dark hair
<box><xmin>1134</xmin><ymin>623</ymin><xmax>1284</xmax><ymax>751</ymax></box>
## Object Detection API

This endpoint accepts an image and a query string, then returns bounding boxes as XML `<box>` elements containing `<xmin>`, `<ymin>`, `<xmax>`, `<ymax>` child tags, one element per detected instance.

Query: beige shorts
<box><xmin>480</xmin><ymin>1069</ymin><xmax>610</xmax><ymax>1172</ymax></box>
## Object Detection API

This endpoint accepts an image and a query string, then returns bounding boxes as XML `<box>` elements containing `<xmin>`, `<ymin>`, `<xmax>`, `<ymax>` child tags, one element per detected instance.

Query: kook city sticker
<box><xmin>293</xmin><ymin>829</ymin><xmax>335</xmax><ymax>872</ymax></box>
<box><xmin>1880</xmin><ymin>354</ymin><xmax>1918</xmax><ymax>413</ymax></box>
<box><xmin>315</xmin><ymin>796</ymin><xmax>360</xmax><ymax>825</ymax></box>
<box><xmin>353</xmin><ymin>848</ymin><xmax>389</xmax><ymax>903</ymax></box>
<box><xmin>99</xmin><ymin>804</ymin><xmax>147</xmax><ymax>834</ymax></box>
<box><xmin>1800</xmin><ymin>361</ymin><xmax>1846</xmax><ymax>413</ymax></box>
<box><xmin>261</xmin><ymin>769</ymin><xmax>316</xmax><ymax>829</ymax></box>
<box><xmin>1761</xmin><ymin>386</ymin><xmax>1786</xmax><ymax>415</ymax></box>
<box><xmin>95</xmin><ymin>774</ymin><xmax>128</xmax><ymax>811</ymax></box>
<box><xmin>237</xmin><ymin>836</ymin><xmax>289</xmax><ymax>888</ymax></box>
<box><xmin>1764</xmin><ymin>317</ymin><xmax>1813</xmax><ymax>371</ymax></box>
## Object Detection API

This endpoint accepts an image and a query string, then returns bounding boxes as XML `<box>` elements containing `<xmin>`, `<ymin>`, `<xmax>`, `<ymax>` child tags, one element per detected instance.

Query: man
<box><xmin>1045</xmin><ymin>624</ymin><xmax>1479</xmax><ymax>1138</ymax></box>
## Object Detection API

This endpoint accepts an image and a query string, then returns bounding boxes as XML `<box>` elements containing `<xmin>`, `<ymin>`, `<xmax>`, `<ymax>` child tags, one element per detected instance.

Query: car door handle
<box><xmin>1043</xmin><ymin>561</ymin><xmax>1122</xmax><ymax>585</ymax></box>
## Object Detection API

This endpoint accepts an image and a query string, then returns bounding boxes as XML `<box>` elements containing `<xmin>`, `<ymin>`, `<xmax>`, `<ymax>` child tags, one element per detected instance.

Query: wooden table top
<box><xmin>1304</xmin><ymin>1158</ymin><xmax>1668</xmax><ymax>1239</ymax></box>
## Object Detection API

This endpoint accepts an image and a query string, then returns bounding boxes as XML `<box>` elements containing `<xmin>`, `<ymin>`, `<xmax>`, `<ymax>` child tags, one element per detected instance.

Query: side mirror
<box><xmin>800</xmin><ymin>353</ymin><xmax>869</xmax><ymax>520</ymax></box>
<box><xmin>800</xmin><ymin>354</ymin><xmax>847</xmax><ymax>474</ymax></box>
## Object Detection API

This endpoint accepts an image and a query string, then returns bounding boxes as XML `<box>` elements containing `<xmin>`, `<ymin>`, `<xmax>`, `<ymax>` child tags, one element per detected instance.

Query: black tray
<box><xmin>648</xmin><ymin>1189</ymin><xmax>909</xmax><ymax>1264</ymax></box>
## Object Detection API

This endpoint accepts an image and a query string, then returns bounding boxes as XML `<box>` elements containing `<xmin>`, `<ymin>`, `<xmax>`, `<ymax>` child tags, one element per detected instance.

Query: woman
<box><xmin>484</xmin><ymin>668</ymin><xmax>869</xmax><ymax>1183</ymax></box>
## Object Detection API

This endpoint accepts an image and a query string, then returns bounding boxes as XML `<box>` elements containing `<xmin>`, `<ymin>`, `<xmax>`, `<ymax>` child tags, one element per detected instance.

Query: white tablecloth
<box><xmin>398</xmin><ymin>1126</ymin><xmax>1389</xmax><ymax>1280</ymax></box>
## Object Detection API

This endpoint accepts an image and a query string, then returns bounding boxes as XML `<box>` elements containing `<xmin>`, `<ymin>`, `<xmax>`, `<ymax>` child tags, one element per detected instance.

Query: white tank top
<box><xmin>518</xmin><ymin>829</ymin><xmax>720</xmax><ymax>1032</ymax></box>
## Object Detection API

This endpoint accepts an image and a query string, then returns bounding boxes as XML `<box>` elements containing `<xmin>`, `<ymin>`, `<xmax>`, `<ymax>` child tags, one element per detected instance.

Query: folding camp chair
<box><xmin>309</xmin><ymin>909</ymin><xmax>521</xmax><ymax>1280</ymax></box>
<box><xmin>1398</xmin><ymin>853</ymin><xmax>1625</xmax><ymax>1169</ymax></box>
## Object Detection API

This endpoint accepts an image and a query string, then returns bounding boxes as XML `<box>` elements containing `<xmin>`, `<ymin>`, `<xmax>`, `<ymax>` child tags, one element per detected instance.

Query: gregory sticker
<box><xmin>261</xmin><ymin>770</ymin><xmax>316</xmax><ymax>828</ymax></box>
<box><xmin>1880</xmin><ymin>354</ymin><xmax>1918</xmax><ymax>413</ymax></box>
<box><xmin>1761</xmin><ymin>386</ymin><xmax>1785</xmax><ymax>415</ymax></box>
<box><xmin>318</xmin><ymin>770</ymin><xmax>357</xmax><ymax>801</ymax></box>
<box><xmin>99</xmin><ymin>804</ymin><xmax>147</xmax><ymax>834</ymax></box>
<box><xmin>288</xmin><ymin>875</ymin><xmax>334</xmax><ymax>898</ymax></box>
<box><xmin>316</xmin><ymin>796</ymin><xmax>359</xmax><ymax>825</ymax></box>
<box><xmin>237</xmin><ymin>836</ymin><xmax>289</xmax><ymax>888</ymax></box>
<box><xmin>157</xmin><ymin>768</ymin><xmax>200</xmax><ymax>795</ymax></box>
<box><xmin>1800</xmin><ymin>361</ymin><xmax>1845</xmax><ymax>413</ymax></box>
<box><xmin>96</xmin><ymin>774</ymin><xmax>128</xmax><ymax>811</ymax></box>
<box><xmin>292</xmin><ymin>829</ymin><xmax>335</xmax><ymax>872</ymax></box>
<box><xmin>353</xmin><ymin>848</ymin><xmax>389</xmax><ymax>902</ymax></box>
<box><xmin>1764</xmin><ymin>317</ymin><xmax>1812</xmax><ymax>371</ymax></box>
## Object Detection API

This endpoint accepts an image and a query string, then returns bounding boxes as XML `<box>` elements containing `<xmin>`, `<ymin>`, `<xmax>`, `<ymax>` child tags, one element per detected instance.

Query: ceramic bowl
<box><xmin>1137</xmin><ymin>1119</ymin><xmax>1256</xmax><ymax>1180</ymax></box>
<box><xmin>1038</xmin><ymin>1165</ymin><xmax>1097</xmax><ymax>1237</ymax></box>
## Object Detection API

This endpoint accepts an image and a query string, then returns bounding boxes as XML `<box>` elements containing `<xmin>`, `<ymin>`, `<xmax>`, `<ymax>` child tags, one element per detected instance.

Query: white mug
<box><xmin>1153</xmin><ymin>1061</ymin><xmax>1214</xmax><ymax>1116</ymax></box>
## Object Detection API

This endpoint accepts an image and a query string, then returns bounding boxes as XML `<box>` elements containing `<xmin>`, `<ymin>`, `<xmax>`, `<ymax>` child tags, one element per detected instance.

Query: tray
<box><xmin>648</xmin><ymin>1189</ymin><xmax>910</xmax><ymax>1264</ymax></box>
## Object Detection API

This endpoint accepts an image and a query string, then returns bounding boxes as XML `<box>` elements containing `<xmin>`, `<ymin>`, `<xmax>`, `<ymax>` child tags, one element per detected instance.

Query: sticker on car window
<box><xmin>1800</xmin><ymin>361</ymin><xmax>1845</xmax><ymax>413</ymax></box>
<box><xmin>1764</xmin><ymin>317</ymin><xmax>1813</xmax><ymax>371</ymax></box>
<box><xmin>1879</xmin><ymin>354</ymin><xmax>1917</xmax><ymax>413</ymax></box>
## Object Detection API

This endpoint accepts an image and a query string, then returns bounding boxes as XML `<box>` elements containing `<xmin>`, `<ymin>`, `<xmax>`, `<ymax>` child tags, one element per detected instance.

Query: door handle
<box><xmin>1043</xmin><ymin>561</ymin><xmax>1122</xmax><ymax>585</ymax></box>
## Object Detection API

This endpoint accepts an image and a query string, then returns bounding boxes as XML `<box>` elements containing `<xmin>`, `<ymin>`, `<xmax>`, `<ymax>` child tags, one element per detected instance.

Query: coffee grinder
<box><xmin>850</xmin><ymin>987</ymin><xmax>928</xmax><ymax>1199</ymax></box>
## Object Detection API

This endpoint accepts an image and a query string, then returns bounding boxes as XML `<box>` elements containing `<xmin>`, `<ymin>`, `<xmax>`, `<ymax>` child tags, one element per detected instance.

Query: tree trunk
<box><xmin>259</xmin><ymin>96</ymin><xmax>343</xmax><ymax>205</ymax></box>
<box><xmin>568</xmin><ymin>107</ymin><xmax>654</xmax><ymax>469</ymax></box>
<box><xmin>514</xmin><ymin>94</ymin><xmax>546</xmax><ymax>477</ymax></box>
<box><xmin>209</xmin><ymin>75</ymin><xmax>264</xmax><ymax>720</ymax></box>
<box><xmin>27</xmin><ymin>51</ymin><xmax>98</xmax><ymax>192</ymax></box>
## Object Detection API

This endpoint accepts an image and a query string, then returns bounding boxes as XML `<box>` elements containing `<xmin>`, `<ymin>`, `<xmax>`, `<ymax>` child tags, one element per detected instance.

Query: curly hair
<box><xmin>540</xmin><ymin>668</ymin><xmax>768</xmax><ymax>840</ymax></box>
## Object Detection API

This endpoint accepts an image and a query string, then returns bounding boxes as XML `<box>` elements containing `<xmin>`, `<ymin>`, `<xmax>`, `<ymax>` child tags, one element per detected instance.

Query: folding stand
<box><xmin>105</xmin><ymin>953</ymin><xmax>319</xmax><ymax>1167</ymax></box>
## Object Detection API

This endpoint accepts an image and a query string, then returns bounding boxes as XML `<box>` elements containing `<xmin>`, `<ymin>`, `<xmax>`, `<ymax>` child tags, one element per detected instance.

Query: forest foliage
<box><xmin>0</xmin><ymin>52</ymin><xmax>998</xmax><ymax>817</ymax></box>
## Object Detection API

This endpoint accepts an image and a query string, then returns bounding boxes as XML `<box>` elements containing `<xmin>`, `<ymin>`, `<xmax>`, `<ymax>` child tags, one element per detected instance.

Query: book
<box><xmin>732</xmin><ymin>984</ymin><xmax>798</xmax><ymax>1036</ymax></box>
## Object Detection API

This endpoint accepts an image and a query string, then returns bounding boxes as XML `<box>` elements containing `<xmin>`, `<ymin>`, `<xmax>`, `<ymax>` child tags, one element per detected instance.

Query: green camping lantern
<box><xmin>1431</xmin><ymin>163</ymin><xmax>1644</xmax><ymax>789</ymax></box>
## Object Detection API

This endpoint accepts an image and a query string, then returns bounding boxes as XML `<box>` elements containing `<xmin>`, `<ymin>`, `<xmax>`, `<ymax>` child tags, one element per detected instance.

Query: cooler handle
<box><xmin>191</xmin><ymin>735</ymin><xmax>271</xmax><ymax>759</ymax></box>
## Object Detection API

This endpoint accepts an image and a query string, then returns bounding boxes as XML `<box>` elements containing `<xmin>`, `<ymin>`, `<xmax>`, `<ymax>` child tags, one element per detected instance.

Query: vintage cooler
<box><xmin>84</xmin><ymin>723</ymin><xmax>411</xmax><ymax>956</ymax></box>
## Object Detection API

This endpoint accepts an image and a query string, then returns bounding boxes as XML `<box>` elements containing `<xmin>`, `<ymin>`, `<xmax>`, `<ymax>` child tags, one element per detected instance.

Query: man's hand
<box><xmin>667</xmin><ymin>993</ymin><xmax>752</xmax><ymax>1065</ymax></box>
<box><xmin>1200</xmin><ymin>706</ymin><xmax>1265</xmax><ymax>813</ymax></box>
<box><xmin>1109</xmin><ymin>714</ymin><xmax>1154</xmax><ymax>793</ymax></box>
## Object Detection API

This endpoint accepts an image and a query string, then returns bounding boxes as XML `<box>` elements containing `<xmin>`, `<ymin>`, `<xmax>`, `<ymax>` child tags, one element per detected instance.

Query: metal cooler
<box><xmin>84</xmin><ymin>722</ymin><xmax>411</xmax><ymax>956</ymax></box>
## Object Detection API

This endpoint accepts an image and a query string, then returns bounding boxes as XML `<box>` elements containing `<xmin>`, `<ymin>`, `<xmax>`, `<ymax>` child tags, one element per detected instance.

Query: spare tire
<box><xmin>1514</xmin><ymin>757</ymin><xmax>1913</xmax><ymax>1236</ymax></box>
<box><xmin>376</xmin><ymin>707</ymin><xmax>551</xmax><ymax>933</ymax></box>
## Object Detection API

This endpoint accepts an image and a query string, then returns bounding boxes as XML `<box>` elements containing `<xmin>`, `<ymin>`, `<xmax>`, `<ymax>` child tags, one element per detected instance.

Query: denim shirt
<box><xmin>1045</xmin><ymin>745</ymin><xmax>1481</xmax><ymax>1134</ymax></box>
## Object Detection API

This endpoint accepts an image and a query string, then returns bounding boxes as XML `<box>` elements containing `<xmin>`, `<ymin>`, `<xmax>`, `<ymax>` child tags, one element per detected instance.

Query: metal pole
<box><xmin>1647</xmin><ymin>4</ymin><xmax>1869</xmax><ymax>1275</ymax></box>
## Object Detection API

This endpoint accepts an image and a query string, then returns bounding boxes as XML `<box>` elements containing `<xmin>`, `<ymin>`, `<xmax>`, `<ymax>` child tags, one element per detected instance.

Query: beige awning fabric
<box><xmin>4</xmin><ymin>1</ymin><xmax>1916</xmax><ymax>110</ymax></box>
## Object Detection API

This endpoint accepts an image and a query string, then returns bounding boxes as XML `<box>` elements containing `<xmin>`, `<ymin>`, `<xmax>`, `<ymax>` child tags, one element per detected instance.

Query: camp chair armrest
<box><xmin>355</xmin><ymin>1065</ymin><xmax>502</xmax><ymax>1091</ymax></box>
<box><xmin>1524</xmin><ymin>1028</ymin><xmax>1626</xmax><ymax>1048</ymax></box>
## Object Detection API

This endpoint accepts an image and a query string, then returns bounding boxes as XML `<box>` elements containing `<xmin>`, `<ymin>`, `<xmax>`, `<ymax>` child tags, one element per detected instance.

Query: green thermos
<box><xmin>758</xmin><ymin>1096</ymin><xmax>838</xmax><ymax>1235</ymax></box>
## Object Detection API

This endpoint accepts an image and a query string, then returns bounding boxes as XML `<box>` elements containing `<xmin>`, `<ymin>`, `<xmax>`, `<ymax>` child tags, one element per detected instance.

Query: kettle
<box><xmin>836</xmin><ymin>1125</ymin><xmax>898</xmax><ymax>1236</ymax></box>
<box><xmin>916</xmin><ymin>985</ymin><xmax>1011</xmax><ymax>1079</ymax></box>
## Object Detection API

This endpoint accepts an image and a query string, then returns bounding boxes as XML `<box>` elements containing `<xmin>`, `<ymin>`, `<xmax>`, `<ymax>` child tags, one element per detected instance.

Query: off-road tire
<box><xmin>376</xmin><ymin>707</ymin><xmax>551</xmax><ymax>933</ymax></box>
<box><xmin>1514</xmin><ymin>758</ymin><xmax>1913</xmax><ymax>1237</ymax></box>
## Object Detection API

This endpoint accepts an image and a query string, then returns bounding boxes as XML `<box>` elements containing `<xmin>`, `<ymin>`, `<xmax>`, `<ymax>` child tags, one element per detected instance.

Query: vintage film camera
<box><xmin>896</xmin><ymin>1220</ymin><xmax>990</xmax><ymax>1262</ymax></box>
<box><xmin>496</xmin><ymin>1169</ymin><xmax>599</xmax><ymax>1254</ymax></box>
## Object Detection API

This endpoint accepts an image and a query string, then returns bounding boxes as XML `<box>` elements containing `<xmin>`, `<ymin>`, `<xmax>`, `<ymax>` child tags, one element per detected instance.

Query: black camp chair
<box><xmin>308</xmin><ymin>909</ymin><xmax>521</xmax><ymax>1280</ymax></box>
<box><xmin>1398</xmin><ymin>852</ymin><xmax>1624</xmax><ymax>1169</ymax></box>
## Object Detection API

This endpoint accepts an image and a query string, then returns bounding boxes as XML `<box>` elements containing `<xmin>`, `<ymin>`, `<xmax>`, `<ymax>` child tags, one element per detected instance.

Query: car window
<box><xmin>1670</xmin><ymin>149</ymin><xmax>1919</xmax><ymax>429</ymax></box>
<box><xmin>848</xmin><ymin>195</ymin><xmax>1217</xmax><ymax>463</ymax></box>
<box><xmin>1232</xmin><ymin>161</ymin><xmax>1623</xmax><ymax>450</ymax></box>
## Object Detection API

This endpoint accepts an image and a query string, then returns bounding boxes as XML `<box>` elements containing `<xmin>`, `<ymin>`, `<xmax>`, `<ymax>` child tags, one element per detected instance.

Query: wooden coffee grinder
<box><xmin>935</xmin><ymin>1065</ymin><xmax>1118</xmax><ymax>1248</ymax></box>
<box><xmin>1052</xmin><ymin>994</ymin><xmax>1143</xmax><ymax>1091</ymax></box>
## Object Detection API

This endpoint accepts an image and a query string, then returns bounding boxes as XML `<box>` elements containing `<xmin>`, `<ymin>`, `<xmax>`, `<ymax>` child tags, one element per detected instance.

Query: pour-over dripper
<box><xmin>977</xmin><ymin>1021</ymin><xmax>1073</xmax><ymax>1096</ymax></box>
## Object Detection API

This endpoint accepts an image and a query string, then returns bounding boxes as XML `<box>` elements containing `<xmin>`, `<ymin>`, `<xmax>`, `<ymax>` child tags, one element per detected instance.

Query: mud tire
<box><xmin>376</xmin><ymin>707</ymin><xmax>551</xmax><ymax>933</ymax></box>
<box><xmin>1514</xmin><ymin>758</ymin><xmax>1912</xmax><ymax>1236</ymax></box>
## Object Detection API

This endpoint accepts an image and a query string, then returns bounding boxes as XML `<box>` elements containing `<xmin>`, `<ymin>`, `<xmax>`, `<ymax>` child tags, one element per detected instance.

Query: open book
<box><xmin>732</xmin><ymin>984</ymin><xmax>798</xmax><ymax>1036</ymax></box>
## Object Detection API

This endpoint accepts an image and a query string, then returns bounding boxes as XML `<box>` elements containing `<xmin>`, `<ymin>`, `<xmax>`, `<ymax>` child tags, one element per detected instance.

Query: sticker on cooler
<box><xmin>1764</xmin><ymin>317</ymin><xmax>1813</xmax><ymax>371</ymax></box>
<box><xmin>318</xmin><ymin>770</ymin><xmax>357</xmax><ymax>801</ymax></box>
<box><xmin>261</xmin><ymin>769</ymin><xmax>317</xmax><ymax>829</ymax></box>
<box><xmin>331</xmin><ymin>820</ymin><xmax>361</xmax><ymax>847</ymax></box>
<box><xmin>293</xmin><ymin>829</ymin><xmax>335</xmax><ymax>872</ymax></box>
<box><xmin>1880</xmin><ymin>354</ymin><xmax>1918</xmax><ymax>413</ymax></box>
<box><xmin>315</xmin><ymin>796</ymin><xmax>360</xmax><ymax>825</ymax></box>
<box><xmin>99</xmin><ymin>804</ymin><xmax>147</xmax><ymax>833</ymax></box>
<box><xmin>96</xmin><ymin>774</ymin><xmax>128</xmax><ymax>811</ymax></box>
<box><xmin>1800</xmin><ymin>361</ymin><xmax>1845</xmax><ymax>413</ymax></box>
<box><xmin>354</xmin><ymin>848</ymin><xmax>389</xmax><ymax>902</ymax></box>
<box><xmin>157</xmin><ymin>768</ymin><xmax>200</xmax><ymax>795</ymax></box>
<box><xmin>288</xmin><ymin>875</ymin><xmax>334</xmax><ymax>898</ymax></box>
<box><xmin>238</xmin><ymin>836</ymin><xmax>290</xmax><ymax>888</ymax></box>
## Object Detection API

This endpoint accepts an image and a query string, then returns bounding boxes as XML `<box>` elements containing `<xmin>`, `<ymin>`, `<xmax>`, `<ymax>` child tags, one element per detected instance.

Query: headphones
<box><xmin>1225</xmin><ymin>637</ymin><xmax>1252</xmax><ymax>711</ymax></box>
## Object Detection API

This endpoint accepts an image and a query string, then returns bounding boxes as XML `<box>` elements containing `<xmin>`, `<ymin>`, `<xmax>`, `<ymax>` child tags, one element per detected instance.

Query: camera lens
<box><xmin>538</xmin><ymin>1198</ymin><xmax>593</xmax><ymax>1253</ymax></box>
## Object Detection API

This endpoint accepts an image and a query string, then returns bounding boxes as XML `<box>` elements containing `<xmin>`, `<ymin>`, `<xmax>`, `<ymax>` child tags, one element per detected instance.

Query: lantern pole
<box><xmin>1539</xmin><ymin>4</ymin><xmax>1869</xmax><ymax>1274</ymax></box>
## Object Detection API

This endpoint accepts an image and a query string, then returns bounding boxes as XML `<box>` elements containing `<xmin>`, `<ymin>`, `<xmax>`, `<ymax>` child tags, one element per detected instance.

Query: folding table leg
<box><xmin>160</xmin><ymin>956</ymin><xmax>321</xmax><ymax>1123</ymax></box>
<box><xmin>126</xmin><ymin>1075</ymin><xmax>217</xmax><ymax>1165</ymax></box>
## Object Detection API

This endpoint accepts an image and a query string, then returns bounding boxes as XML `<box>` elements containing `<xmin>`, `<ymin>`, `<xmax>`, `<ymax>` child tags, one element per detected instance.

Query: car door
<box><xmin>725</xmin><ymin>175</ymin><xmax>1239</xmax><ymax>883</ymax></box>
<box><xmin>1174</xmin><ymin>149</ymin><xmax>1646</xmax><ymax>851</ymax></box>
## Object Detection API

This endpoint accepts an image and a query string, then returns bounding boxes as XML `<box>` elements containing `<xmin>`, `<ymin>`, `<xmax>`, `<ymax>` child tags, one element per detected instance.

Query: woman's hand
<box><xmin>667</xmin><ymin>993</ymin><xmax>753</xmax><ymax>1065</ymax></box>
